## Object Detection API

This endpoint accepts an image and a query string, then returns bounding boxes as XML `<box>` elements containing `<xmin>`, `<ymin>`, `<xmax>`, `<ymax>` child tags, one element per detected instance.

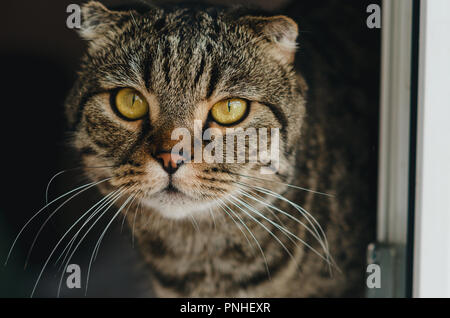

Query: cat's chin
<box><xmin>140</xmin><ymin>188</ymin><xmax>217</xmax><ymax>220</ymax></box>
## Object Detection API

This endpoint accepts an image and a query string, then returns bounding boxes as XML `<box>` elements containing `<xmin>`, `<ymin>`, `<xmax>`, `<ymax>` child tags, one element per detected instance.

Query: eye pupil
<box><xmin>115</xmin><ymin>88</ymin><xmax>149</xmax><ymax>120</ymax></box>
<box><xmin>210</xmin><ymin>98</ymin><xmax>248</xmax><ymax>125</ymax></box>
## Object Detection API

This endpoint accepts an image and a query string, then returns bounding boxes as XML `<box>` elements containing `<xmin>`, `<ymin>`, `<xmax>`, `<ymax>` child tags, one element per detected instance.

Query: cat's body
<box><xmin>65</xmin><ymin>1</ymin><xmax>375</xmax><ymax>297</ymax></box>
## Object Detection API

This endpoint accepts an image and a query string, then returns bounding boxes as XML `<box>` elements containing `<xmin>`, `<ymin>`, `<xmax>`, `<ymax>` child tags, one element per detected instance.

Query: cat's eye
<box><xmin>114</xmin><ymin>88</ymin><xmax>149</xmax><ymax>120</ymax></box>
<box><xmin>210</xmin><ymin>98</ymin><xmax>248</xmax><ymax>125</ymax></box>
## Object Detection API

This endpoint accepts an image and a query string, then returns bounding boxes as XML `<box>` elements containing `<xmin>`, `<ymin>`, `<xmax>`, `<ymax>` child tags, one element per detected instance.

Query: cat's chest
<box><xmin>164</xmin><ymin>224</ymin><xmax>250</xmax><ymax>257</ymax></box>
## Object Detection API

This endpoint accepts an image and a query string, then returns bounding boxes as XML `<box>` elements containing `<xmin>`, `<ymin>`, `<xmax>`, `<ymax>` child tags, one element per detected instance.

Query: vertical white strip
<box><xmin>414</xmin><ymin>0</ymin><xmax>450</xmax><ymax>298</ymax></box>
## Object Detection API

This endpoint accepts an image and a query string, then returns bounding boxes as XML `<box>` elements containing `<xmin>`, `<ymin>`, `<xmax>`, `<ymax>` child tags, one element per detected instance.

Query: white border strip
<box><xmin>413</xmin><ymin>0</ymin><xmax>450</xmax><ymax>298</ymax></box>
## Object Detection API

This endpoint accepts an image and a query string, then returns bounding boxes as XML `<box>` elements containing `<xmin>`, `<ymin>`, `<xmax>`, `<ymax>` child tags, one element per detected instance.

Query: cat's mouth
<box><xmin>138</xmin><ymin>175</ymin><xmax>221</xmax><ymax>219</ymax></box>
<box><xmin>163</xmin><ymin>183</ymin><xmax>181</xmax><ymax>194</ymax></box>
<box><xmin>160</xmin><ymin>176</ymin><xmax>196</xmax><ymax>198</ymax></box>
<box><xmin>108</xmin><ymin>161</ymin><xmax>229</xmax><ymax>219</ymax></box>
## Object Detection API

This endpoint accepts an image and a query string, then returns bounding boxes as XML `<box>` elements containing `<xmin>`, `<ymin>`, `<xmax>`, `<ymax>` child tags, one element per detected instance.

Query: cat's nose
<box><xmin>155</xmin><ymin>151</ymin><xmax>185</xmax><ymax>174</ymax></box>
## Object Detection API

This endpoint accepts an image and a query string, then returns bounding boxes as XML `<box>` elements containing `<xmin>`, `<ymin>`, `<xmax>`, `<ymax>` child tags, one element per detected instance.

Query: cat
<box><xmin>64</xmin><ymin>1</ymin><xmax>375</xmax><ymax>297</ymax></box>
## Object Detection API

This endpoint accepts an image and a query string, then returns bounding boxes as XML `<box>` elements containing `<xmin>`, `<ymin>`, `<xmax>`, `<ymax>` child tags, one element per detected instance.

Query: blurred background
<box><xmin>0</xmin><ymin>0</ymin><xmax>380</xmax><ymax>297</ymax></box>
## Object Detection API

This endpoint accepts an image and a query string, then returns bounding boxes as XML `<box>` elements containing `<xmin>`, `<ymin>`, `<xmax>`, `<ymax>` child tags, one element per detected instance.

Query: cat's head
<box><xmin>66</xmin><ymin>1</ymin><xmax>306</xmax><ymax>219</ymax></box>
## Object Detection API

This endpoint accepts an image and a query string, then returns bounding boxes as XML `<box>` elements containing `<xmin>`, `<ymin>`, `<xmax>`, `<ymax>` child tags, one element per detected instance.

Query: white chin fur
<box><xmin>141</xmin><ymin>192</ymin><xmax>216</xmax><ymax>220</ymax></box>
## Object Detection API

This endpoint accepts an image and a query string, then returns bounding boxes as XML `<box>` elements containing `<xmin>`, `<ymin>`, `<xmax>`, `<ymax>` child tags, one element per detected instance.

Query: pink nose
<box><xmin>156</xmin><ymin>152</ymin><xmax>185</xmax><ymax>173</ymax></box>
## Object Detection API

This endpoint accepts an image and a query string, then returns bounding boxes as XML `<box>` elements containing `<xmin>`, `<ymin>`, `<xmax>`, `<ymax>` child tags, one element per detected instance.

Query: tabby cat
<box><xmin>64</xmin><ymin>1</ymin><xmax>373</xmax><ymax>297</ymax></box>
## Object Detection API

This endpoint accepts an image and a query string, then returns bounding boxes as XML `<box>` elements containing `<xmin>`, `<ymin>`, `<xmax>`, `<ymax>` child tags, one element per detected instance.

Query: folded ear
<box><xmin>79</xmin><ymin>1</ymin><xmax>125</xmax><ymax>42</ymax></box>
<box><xmin>246</xmin><ymin>15</ymin><xmax>299</xmax><ymax>64</ymax></box>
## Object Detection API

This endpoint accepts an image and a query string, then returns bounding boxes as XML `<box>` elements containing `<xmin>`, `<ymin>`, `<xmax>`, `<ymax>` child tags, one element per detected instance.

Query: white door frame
<box><xmin>413</xmin><ymin>0</ymin><xmax>450</xmax><ymax>298</ymax></box>
<box><xmin>377</xmin><ymin>0</ymin><xmax>450</xmax><ymax>298</ymax></box>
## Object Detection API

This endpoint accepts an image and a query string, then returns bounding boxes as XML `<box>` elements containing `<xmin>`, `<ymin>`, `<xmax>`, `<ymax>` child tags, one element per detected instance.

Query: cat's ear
<box><xmin>246</xmin><ymin>16</ymin><xmax>298</xmax><ymax>64</ymax></box>
<box><xmin>78</xmin><ymin>1</ymin><xmax>124</xmax><ymax>42</ymax></box>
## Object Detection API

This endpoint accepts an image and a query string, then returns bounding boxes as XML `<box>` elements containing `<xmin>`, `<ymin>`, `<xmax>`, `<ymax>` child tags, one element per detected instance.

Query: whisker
<box><xmin>45</xmin><ymin>165</ymin><xmax>115</xmax><ymax>204</ymax></box>
<box><xmin>54</xmin><ymin>187</ymin><xmax>127</xmax><ymax>298</ymax></box>
<box><xmin>235</xmin><ymin>186</ymin><xmax>328</xmax><ymax>258</ymax></box>
<box><xmin>237</xmin><ymin>181</ymin><xmax>334</xmax><ymax>268</ymax></box>
<box><xmin>54</xmin><ymin>190</ymin><xmax>119</xmax><ymax>270</ymax></box>
<box><xmin>85</xmin><ymin>190</ymin><xmax>138</xmax><ymax>295</ymax></box>
<box><xmin>237</xmin><ymin>192</ymin><xmax>304</xmax><ymax>258</ymax></box>
<box><xmin>230</xmin><ymin>172</ymin><xmax>334</xmax><ymax>197</ymax></box>
<box><xmin>224</xmin><ymin>195</ymin><xmax>301</xmax><ymax>272</ymax></box>
<box><xmin>240</xmin><ymin>188</ymin><xmax>291</xmax><ymax>236</ymax></box>
<box><xmin>216</xmin><ymin>197</ymin><xmax>270</xmax><ymax>278</ymax></box>
<box><xmin>120</xmin><ymin>190</ymin><xmax>141</xmax><ymax>233</ymax></box>
<box><xmin>208</xmin><ymin>207</ymin><xmax>217</xmax><ymax>229</ymax></box>
<box><xmin>24</xmin><ymin>177</ymin><xmax>113</xmax><ymax>269</ymax></box>
<box><xmin>93</xmin><ymin>191</ymin><xmax>139</xmax><ymax>262</ymax></box>
<box><xmin>53</xmin><ymin>189</ymin><xmax>124</xmax><ymax>290</ymax></box>
<box><xmin>45</xmin><ymin>170</ymin><xmax>72</xmax><ymax>204</ymax></box>
<box><xmin>29</xmin><ymin>188</ymin><xmax>119</xmax><ymax>298</ymax></box>
<box><xmin>228</xmin><ymin>194</ymin><xmax>331</xmax><ymax>266</ymax></box>
<box><xmin>4</xmin><ymin>178</ymin><xmax>112</xmax><ymax>267</ymax></box>
<box><xmin>236</xmin><ymin>181</ymin><xmax>337</xmax><ymax>273</ymax></box>
<box><xmin>215</xmin><ymin>200</ymin><xmax>257</xmax><ymax>257</ymax></box>
<box><xmin>190</xmin><ymin>214</ymin><xmax>200</xmax><ymax>232</ymax></box>
<box><xmin>132</xmin><ymin>196</ymin><xmax>144</xmax><ymax>248</ymax></box>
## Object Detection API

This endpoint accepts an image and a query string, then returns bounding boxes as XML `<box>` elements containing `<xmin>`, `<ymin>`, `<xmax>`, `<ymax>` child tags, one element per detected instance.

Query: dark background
<box><xmin>0</xmin><ymin>0</ymin><xmax>380</xmax><ymax>297</ymax></box>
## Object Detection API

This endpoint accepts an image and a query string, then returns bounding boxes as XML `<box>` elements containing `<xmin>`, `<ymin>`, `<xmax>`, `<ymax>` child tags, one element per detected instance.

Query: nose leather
<box><xmin>156</xmin><ymin>152</ymin><xmax>185</xmax><ymax>173</ymax></box>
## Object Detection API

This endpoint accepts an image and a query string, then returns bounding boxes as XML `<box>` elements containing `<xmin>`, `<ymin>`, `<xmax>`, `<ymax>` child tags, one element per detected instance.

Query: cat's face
<box><xmin>66</xmin><ymin>2</ymin><xmax>306</xmax><ymax>219</ymax></box>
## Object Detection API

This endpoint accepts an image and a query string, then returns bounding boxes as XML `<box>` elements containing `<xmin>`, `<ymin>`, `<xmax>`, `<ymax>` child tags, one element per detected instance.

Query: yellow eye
<box><xmin>115</xmin><ymin>88</ymin><xmax>149</xmax><ymax>120</ymax></box>
<box><xmin>210</xmin><ymin>98</ymin><xmax>248</xmax><ymax>125</ymax></box>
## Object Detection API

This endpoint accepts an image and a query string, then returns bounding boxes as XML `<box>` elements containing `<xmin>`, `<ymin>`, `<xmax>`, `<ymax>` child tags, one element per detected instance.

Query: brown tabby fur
<box><xmin>65</xmin><ymin>1</ymin><xmax>374</xmax><ymax>297</ymax></box>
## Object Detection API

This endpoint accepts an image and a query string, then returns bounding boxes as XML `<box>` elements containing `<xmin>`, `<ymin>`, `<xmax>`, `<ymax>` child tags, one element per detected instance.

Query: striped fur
<box><xmin>65</xmin><ymin>1</ymin><xmax>373</xmax><ymax>297</ymax></box>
